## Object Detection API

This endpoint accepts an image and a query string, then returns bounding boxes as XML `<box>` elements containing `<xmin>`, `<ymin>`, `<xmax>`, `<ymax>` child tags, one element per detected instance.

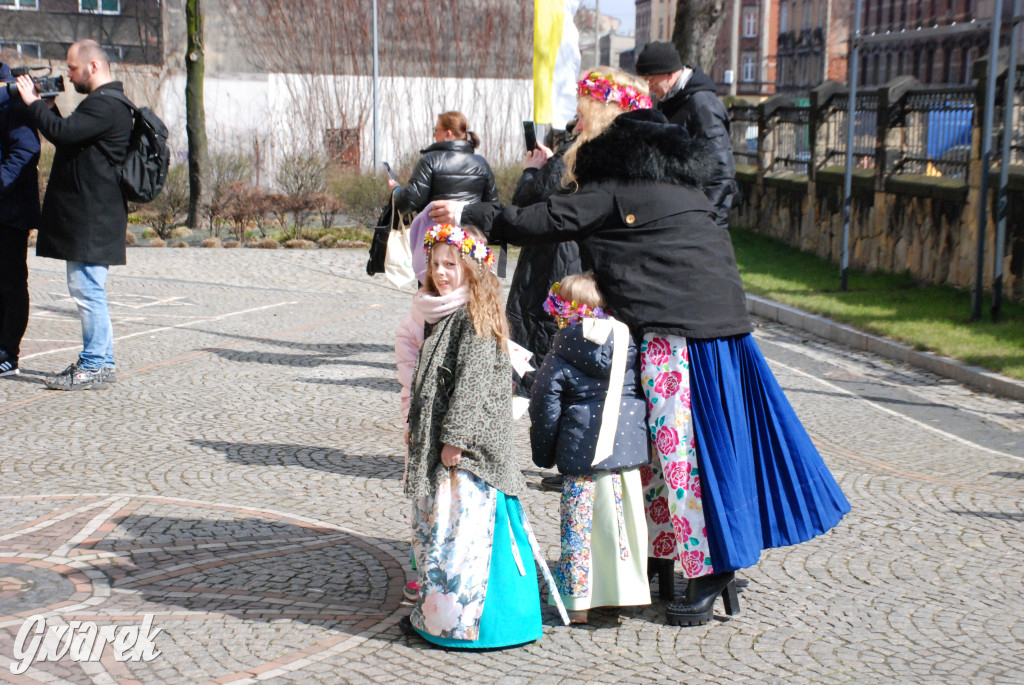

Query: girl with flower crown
<box><xmin>529</xmin><ymin>273</ymin><xmax>651</xmax><ymax>623</ymax></box>
<box><xmin>431</xmin><ymin>67</ymin><xmax>850</xmax><ymax>628</ymax></box>
<box><xmin>401</xmin><ymin>223</ymin><xmax>566</xmax><ymax>648</ymax></box>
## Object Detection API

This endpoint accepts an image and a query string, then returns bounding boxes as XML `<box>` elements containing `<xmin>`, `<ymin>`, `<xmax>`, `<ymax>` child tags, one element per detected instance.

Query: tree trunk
<box><xmin>672</xmin><ymin>0</ymin><xmax>728</xmax><ymax>73</ymax></box>
<box><xmin>186</xmin><ymin>0</ymin><xmax>208</xmax><ymax>229</ymax></box>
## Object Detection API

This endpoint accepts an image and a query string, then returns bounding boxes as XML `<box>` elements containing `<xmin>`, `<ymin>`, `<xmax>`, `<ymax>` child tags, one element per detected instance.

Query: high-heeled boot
<box><xmin>665</xmin><ymin>571</ymin><xmax>740</xmax><ymax>626</ymax></box>
<box><xmin>647</xmin><ymin>556</ymin><xmax>675</xmax><ymax>600</ymax></box>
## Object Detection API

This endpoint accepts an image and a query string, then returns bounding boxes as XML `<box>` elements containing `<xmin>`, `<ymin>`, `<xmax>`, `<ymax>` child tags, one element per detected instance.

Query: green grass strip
<box><xmin>731</xmin><ymin>227</ymin><xmax>1024</xmax><ymax>382</ymax></box>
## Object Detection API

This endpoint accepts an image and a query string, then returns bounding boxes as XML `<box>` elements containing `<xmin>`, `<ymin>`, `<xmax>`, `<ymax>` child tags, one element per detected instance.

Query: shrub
<box><xmin>141</xmin><ymin>228</ymin><xmax>157</xmax><ymax>239</ymax></box>
<box><xmin>125</xmin><ymin>230</ymin><xmax>137</xmax><ymax>246</ymax></box>
<box><xmin>149</xmin><ymin>237</ymin><xmax>167</xmax><ymax>247</ymax></box>
<box><xmin>492</xmin><ymin>163</ymin><xmax>525</xmax><ymax>206</ymax></box>
<box><xmin>223</xmin><ymin>239</ymin><xmax>240</xmax><ymax>248</ymax></box>
<box><xmin>202</xmin><ymin>237</ymin><xmax>222</xmax><ymax>248</ymax></box>
<box><xmin>317</xmin><ymin>233</ymin><xmax>339</xmax><ymax>248</ymax></box>
<box><xmin>284</xmin><ymin>238</ymin><xmax>316</xmax><ymax>249</ymax></box>
<box><xmin>256</xmin><ymin>237</ymin><xmax>280</xmax><ymax>249</ymax></box>
<box><xmin>170</xmin><ymin>226</ymin><xmax>192</xmax><ymax>238</ymax></box>
<box><xmin>205</xmin><ymin>151</ymin><xmax>256</xmax><ymax>235</ymax></box>
<box><xmin>310</xmin><ymin>192</ymin><xmax>344</xmax><ymax>229</ymax></box>
<box><xmin>146</xmin><ymin>164</ymin><xmax>190</xmax><ymax>239</ymax></box>
<box><xmin>276</xmin><ymin>151</ymin><xmax>329</xmax><ymax>198</ymax></box>
<box><xmin>330</xmin><ymin>170</ymin><xmax>390</xmax><ymax>229</ymax></box>
<box><xmin>171</xmin><ymin>240</ymin><xmax>189</xmax><ymax>248</ymax></box>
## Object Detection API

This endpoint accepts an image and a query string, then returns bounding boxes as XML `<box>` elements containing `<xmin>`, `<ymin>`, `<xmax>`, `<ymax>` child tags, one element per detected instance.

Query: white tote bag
<box><xmin>384</xmin><ymin>201</ymin><xmax>416</xmax><ymax>288</ymax></box>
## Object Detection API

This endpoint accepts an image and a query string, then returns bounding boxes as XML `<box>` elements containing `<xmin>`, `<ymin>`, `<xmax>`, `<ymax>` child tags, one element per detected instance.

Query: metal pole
<box><xmin>840</xmin><ymin>0</ymin><xmax>863</xmax><ymax>291</ymax></box>
<box><xmin>994</xmin><ymin>0</ymin><xmax>1022</xmax><ymax>322</ymax></box>
<box><xmin>594</xmin><ymin>0</ymin><xmax>601</xmax><ymax>67</ymax></box>
<box><xmin>372</xmin><ymin>0</ymin><xmax>380</xmax><ymax>172</ymax></box>
<box><xmin>730</xmin><ymin>0</ymin><xmax>740</xmax><ymax>97</ymax></box>
<box><xmin>973</xmin><ymin>0</ymin><xmax>1003</xmax><ymax>321</ymax></box>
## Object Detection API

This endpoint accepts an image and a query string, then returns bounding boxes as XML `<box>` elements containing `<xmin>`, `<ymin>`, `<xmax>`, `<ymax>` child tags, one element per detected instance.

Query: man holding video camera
<box><xmin>15</xmin><ymin>39</ymin><xmax>132</xmax><ymax>390</ymax></box>
<box><xmin>0</xmin><ymin>61</ymin><xmax>41</xmax><ymax>379</ymax></box>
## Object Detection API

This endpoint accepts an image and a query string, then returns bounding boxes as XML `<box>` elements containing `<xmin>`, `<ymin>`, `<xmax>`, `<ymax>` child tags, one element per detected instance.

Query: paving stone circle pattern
<box><xmin>0</xmin><ymin>248</ymin><xmax>1022</xmax><ymax>684</ymax></box>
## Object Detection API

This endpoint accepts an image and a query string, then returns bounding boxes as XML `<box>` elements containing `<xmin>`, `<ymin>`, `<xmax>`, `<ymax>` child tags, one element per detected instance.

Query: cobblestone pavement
<box><xmin>1</xmin><ymin>248</ymin><xmax>1022</xmax><ymax>684</ymax></box>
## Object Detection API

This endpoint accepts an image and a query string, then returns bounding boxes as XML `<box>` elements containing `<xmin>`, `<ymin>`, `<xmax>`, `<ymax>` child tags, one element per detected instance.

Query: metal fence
<box><xmin>817</xmin><ymin>90</ymin><xmax>878</xmax><ymax>171</ymax></box>
<box><xmin>891</xmin><ymin>85</ymin><xmax>975</xmax><ymax>178</ymax></box>
<box><xmin>728</xmin><ymin>105</ymin><xmax>759</xmax><ymax>166</ymax></box>
<box><xmin>766</xmin><ymin>106</ymin><xmax>810</xmax><ymax>174</ymax></box>
<box><xmin>996</xmin><ymin>64</ymin><xmax>1024</xmax><ymax>167</ymax></box>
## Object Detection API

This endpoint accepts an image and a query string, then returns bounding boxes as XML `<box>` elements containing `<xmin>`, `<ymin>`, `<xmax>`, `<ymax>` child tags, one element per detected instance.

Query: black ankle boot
<box><xmin>665</xmin><ymin>571</ymin><xmax>740</xmax><ymax>626</ymax></box>
<box><xmin>647</xmin><ymin>556</ymin><xmax>675</xmax><ymax>600</ymax></box>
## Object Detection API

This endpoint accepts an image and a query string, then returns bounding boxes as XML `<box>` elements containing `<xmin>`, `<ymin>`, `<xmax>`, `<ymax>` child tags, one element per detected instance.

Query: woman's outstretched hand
<box><xmin>387</xmin><ymin>177</ymin><xmax>399</xmax><ymax>191</ymax></box>
<box><xmin>524</xmin><ymin>142</ymin><xmax>553</xmax><ymax>169</ymax></box>
<box><xmin>440</xmin><ymin>443</ymin><xmax>462</xmax><ymax>468</ymax></box>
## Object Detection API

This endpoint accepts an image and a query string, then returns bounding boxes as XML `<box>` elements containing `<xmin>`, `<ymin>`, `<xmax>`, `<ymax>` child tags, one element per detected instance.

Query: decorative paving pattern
<box><xmin>0</xmin><ymin>248</ymin><xmax>1021</xmax><ymax>684</ymax></box>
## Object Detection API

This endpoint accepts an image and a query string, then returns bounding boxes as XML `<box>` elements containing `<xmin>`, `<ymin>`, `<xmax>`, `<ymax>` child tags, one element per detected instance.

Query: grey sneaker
<box><xmin>101</xmin><ymin>366</ymin><xmax>117</xmax><ymax>384</ymax></box>
<box><xmin>45</xmin><ymin>361</ymin><xmax>108</xmax><ymax>391</ymax></box>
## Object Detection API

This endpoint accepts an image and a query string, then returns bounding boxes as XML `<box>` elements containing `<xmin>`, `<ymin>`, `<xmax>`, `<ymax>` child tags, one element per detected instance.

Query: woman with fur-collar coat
<box><xmin>432</xmin><ymin>68</ymin><xmax>850</xmax><ymax>628</ymax></box>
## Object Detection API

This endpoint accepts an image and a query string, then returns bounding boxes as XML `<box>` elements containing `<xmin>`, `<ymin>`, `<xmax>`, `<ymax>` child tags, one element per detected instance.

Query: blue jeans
<box><xmin>66</xmin><ymin>261</ymin><xmax>114</xmax><ymax>370</ymax></box>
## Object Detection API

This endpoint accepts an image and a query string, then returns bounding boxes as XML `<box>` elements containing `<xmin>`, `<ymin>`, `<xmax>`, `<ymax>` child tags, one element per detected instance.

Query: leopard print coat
<box><xmin>405</xmin><ymin>306</ymin><xmax>525</xmax><ymax>500</ymax></box>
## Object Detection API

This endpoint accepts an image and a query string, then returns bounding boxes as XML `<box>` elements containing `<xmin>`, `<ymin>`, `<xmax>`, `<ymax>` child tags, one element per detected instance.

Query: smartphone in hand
<box><xmin>523</xmin><ymin>121</ymin><xmax>537</xmax><ymax>152</ymax></box>
<box><xmin>382</xmin><ymin>161</ymin><xmax>396</xmax><ymax>181</ymax></box>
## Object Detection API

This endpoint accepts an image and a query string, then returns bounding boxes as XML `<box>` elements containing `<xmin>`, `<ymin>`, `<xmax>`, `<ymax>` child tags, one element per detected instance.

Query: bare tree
<box><xmin>672</xmin><ymin>0</ymin><xmax>727</xmax><ymax>72</ymax></box>
<box><xmin>186</xmin><ymin>0</ymin><xmax>208</xmax><ymax>229</ymax></box>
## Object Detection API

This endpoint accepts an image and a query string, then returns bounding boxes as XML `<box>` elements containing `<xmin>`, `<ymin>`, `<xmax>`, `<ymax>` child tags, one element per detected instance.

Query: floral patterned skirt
<box><xmin>640</xmin><ymin>334</ymin><xmax>716</xmax><ymax>579</ymax></box>
<box><xmin>411</xmin><ymin>469</ymin><xmax>544</xmax><ymax>648</ymax></box>
<box><xmin>555</xmin><ymin>468</ymin><xmax>651</xmax><ymax>611</ymax></box>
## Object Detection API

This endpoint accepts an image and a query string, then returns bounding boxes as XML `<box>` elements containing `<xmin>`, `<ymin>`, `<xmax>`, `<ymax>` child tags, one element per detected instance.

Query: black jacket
<box><xmin>657</xmin><ymin>68</ymin><xmax>736</xmax><ymax>230</ymax></box>
<box><xmin>0</xmin><ymin>63</ymin><xmax>41</xmax><ymax>232</ymax></box>
<box><xmin>529</xmin><ymin>322</ymin><xmax>648</xmax><ymax>475</ymax></box>
<box><xmin>393</xmin><ymin>140</ymin><xmax>498</xmax><ymax>214</ymax></box>
<box><xmin>507</xmin><ymin>144</ymin><xmax>581</xmax><ymax>371</ymax></box>
<box><xmin>29</xmin><ymin>82</ymin><xmax>133</xmax><ymax>265</ymax></box>
<box><xmin>463</xmin><ymin>109</ymin><xmax>752</xmax><ymax>341</ymax></box>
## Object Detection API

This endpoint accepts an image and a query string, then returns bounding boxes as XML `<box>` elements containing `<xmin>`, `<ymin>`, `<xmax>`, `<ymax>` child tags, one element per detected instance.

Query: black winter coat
<box><xmin>463</xmin><ymin>109</ymin><xmax>753</xmax><ymax>341</ymax></box>
<box><xmin>529</xmin><ymin>323</ymin><xmax>648</xmax><ymax>475</ymax></box>
<box><xmin>29</xmin><ymin>82</ymin><xmax>133</xmax><ymax>265</ymax></box>
<box><xmin>657</xmin><ymin>68</ymin><xmax>737</xmax><ymax>230</ymax></box>
<box><xmin>0</xmin><ymin>63</ymin><xmax>40</xmax><ymax>232</ymax></box>
<box><xmin>393</xmin><ymin>140</ymin><xmax>498</xmax><ymax>214</ymax></box>
<box><xmin>506</xmin><ymin>144</ymin><xmax>581</xmax><ymax>373</ymax></box>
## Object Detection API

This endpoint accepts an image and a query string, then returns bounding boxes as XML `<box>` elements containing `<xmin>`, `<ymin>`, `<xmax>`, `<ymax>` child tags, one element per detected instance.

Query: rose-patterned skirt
<box><xmin>643</xmin><ymin>333</ymin><xmax>851</xmax><ymax>575</ymax></box>
<box><xmin>411</xmin><ymin>469</ymin><xmax>545</xmax><ymax>648</ymax></box>
<box><xmin>640</xmin><ymin>334</ymin><xmax>716</xmax><ymax>579</ymax></box>
<box><xmin>555</xmin><ymin>469</ymin><xmax>651</xmax><ymax>611</ymax></box>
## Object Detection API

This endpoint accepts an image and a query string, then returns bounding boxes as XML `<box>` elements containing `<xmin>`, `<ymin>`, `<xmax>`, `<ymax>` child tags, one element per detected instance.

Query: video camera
<box><xmin>6</xmin><ymin>66</ymin><xmax>65</xmax><ymax>99</ymax></box>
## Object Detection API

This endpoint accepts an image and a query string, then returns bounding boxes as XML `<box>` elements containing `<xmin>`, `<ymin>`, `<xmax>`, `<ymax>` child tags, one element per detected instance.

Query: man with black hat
<box><xmin>635</xmin><ymin>41</ymin><xmax>736</xmax><ymax>230</ymax></box>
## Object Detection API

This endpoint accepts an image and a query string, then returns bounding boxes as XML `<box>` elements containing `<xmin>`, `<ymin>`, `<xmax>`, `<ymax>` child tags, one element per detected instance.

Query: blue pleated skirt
<box><xmin>688</xmin><ymin>334</ymin><xmax>851</xmax><ymax>572</ymax></box>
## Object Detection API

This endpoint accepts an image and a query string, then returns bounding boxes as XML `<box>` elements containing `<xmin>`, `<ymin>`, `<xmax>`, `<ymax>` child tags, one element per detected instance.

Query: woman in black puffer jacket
<box><xmin>388</xmin><ymin>111</ymin><xmax>498</xmax><ymax>214</ymax></box>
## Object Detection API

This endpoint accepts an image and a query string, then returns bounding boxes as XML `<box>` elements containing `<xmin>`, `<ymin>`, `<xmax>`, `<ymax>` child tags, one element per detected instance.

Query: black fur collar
<box><xmin>573</xmin><ymin>109</ymin><xmax>713</xmax><ymax>188</ymax></box>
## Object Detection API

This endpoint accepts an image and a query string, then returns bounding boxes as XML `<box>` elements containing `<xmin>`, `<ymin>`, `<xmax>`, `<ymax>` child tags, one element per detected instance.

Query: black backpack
<box><xmin>102</xmin><ymin>90</ymin><xmax>170</xmax><ymax>203</ymax></box>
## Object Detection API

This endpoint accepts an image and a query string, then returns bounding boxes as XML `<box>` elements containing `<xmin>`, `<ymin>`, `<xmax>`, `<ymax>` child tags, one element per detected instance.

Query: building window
<box><xmin>658</xmin><ymin>18</ymin><xmax>664</xmax><ymax>40</ymax></box>
<box><xmin>80</xmin><ymin>0</ymin><xmax>120</xmax><ymax>14</ymax></box>
<box><xmin>103</xmin><ymin>45</ymin><xmax>123</xmax><ymax>61</ymax></box>
<box><xmin>743</xmin><ymin>8</ymin><xmax>759</xmax><ymax>37</ymax></box>
<box><xmin>779</xmin><ymin>2</ymin><xmax>788</xmax><ymax>32</ymax></box>
<box><xmin>742</xmin><ymin>53</ymin><xmax>757</xmax><ymax>82</ymax></box>
<box><xmin>0</xmin><ymin>41</ymin><xmax>41</xmax><ymax>56</ymax></box>
<box><xmin>0</xmin><ymin>0</ymin><xmax>38</xmax><ymax>9</ymax></box>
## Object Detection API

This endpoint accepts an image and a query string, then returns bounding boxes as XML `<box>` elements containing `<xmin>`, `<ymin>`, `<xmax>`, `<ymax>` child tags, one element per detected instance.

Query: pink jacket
<box><xmin>395</xmin><ymin>285</ymin><xmax>470</xmax><ymax>420</ymax></box>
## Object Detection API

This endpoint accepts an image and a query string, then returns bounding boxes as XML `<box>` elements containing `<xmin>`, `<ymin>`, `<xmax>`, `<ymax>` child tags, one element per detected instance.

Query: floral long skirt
<box><xmin>555</xmin><ymin>468</ymin><xmax>650</xmax><ymax>612</ymax></box>
<box><xmin>640</xmin><ymin>334</ymin><xmax>716</xmax><ymax>579</ymax></box>
<box><xmin>411</xmin><ymin>469</ymin><xmax>554</xmax><ymax>648</ymax></box>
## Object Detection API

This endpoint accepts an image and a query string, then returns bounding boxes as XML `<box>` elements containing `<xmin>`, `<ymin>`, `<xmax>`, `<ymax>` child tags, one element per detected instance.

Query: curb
<box><xmin>746</xmin><ymin>294</ymin><xmax>1024</xmax><ymax>402</ymax></box>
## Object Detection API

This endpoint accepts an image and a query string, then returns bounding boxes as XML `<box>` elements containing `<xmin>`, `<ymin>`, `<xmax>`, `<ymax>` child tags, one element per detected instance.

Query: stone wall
<box><xmin>733</xmin><ymin>170</ymin><xmax>1024</xmax><ymax>303</ymax></box>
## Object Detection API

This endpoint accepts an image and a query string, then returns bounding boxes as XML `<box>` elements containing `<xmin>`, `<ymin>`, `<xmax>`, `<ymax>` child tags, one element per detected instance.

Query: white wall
<box><xmin>158</xmin><ymin>70</ymin><xmax>532</xmax><ymax>186</ymax></box>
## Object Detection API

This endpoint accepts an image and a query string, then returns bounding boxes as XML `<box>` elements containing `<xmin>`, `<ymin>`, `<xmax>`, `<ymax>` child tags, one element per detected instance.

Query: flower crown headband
<box><xmin>577</xmin><ymin>71</ymin><xmax>652</xmax><ymax>112</ymax></box>
<box><xmin>423</xmin><ymin>224</ymin><xmax>495</xmax><ymax>269</ymax></box>
<box><xmin>543</xmin><ymin>281</ymin><xmax>606</xmax><ymax>328</ymax></box>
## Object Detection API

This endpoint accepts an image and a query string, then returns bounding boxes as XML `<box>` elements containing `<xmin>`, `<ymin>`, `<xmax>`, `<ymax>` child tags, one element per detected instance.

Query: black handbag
<box><xmin>366</xmin><ymin>195</ymin><xmax>396</xmax><ymax>276</ymax></box>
